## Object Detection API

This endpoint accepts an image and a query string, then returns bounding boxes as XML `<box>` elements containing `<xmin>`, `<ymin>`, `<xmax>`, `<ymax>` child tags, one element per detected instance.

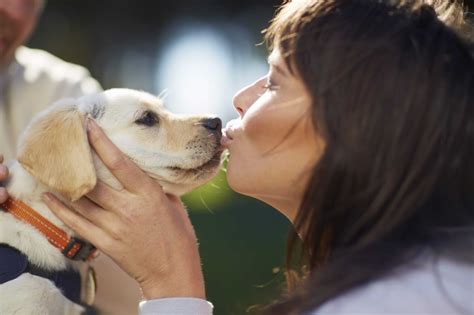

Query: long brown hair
<box><xmin>264</xmin><ymin>0</ymin><xmax>474</xmax><ymax>313</ymax></box>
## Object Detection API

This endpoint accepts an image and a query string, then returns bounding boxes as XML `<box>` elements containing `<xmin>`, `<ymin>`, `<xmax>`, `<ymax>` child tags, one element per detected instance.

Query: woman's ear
<box><xmin>17</xmin><ymin>100</ymin><xmax>97</xmax><ymax>201</ymax></box>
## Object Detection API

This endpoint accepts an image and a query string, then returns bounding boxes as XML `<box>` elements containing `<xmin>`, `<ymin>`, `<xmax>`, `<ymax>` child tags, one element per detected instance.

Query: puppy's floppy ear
<box><xmin>17</xmin><ymin>100</ymin><xmax>96</xmax><ymax>201</ymax></box>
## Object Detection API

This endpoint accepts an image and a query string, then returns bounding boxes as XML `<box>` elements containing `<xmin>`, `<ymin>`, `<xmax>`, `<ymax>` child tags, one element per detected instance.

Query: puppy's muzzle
<box><xmin>200</xmin><ymin>117</ymin><xmax>222</xmax><ymax>141</ymax></box>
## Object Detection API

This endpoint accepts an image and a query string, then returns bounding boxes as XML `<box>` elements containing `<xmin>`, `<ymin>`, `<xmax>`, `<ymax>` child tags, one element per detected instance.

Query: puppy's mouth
<box><xmin>168</xmin><ymin>148</ymin><xmax>224</xmax><ymax>173</ymax></box>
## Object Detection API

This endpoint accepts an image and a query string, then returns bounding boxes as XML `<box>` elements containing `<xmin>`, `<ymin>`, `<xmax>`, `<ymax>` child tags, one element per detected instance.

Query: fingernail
<box><xmin>86</xmin><ymin>118</ymin><xmax>92</xmax><ymax>132</ymax></box>
<box><xmin>0</xmin><ymin>188</ymin><xmax>7</xmax><ymax>201</ymax></box>
<box><xmin>86</xmin><ymin>118</ymin><xmax>98</xmax><ymax>133</ymax></box>
<box><xmin>42</xmin><ymin>192</ymin><xmax>53</xmax><ymax>203</ymax></box>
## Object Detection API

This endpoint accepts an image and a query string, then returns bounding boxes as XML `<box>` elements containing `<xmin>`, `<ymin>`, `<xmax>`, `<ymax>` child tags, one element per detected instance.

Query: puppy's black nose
<box><xmin>201</xmin><ymin>117</ymin><xmax>222</xmax><ymax>132</ymax></box>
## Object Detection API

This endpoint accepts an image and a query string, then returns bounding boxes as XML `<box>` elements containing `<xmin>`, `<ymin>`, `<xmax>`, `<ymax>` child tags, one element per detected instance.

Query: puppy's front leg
<box><xmin>0</xmin><ymin>273</ymin><xmax>85</xmax><ymax>315</ymax></box>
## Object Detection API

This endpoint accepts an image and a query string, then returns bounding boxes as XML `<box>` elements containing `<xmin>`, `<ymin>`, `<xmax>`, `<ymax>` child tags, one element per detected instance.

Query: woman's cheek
<box><xmin>242</xmin><ymin>111</ymin><xmax>280</xmax><ymax>153</ymax></box>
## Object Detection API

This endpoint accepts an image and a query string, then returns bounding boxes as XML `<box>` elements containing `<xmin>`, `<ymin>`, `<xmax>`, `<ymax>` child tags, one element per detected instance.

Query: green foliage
<box><xmin>182</xmin><ymin>169</ymin><xmax>234</xmax><ymax>213</ymax></box>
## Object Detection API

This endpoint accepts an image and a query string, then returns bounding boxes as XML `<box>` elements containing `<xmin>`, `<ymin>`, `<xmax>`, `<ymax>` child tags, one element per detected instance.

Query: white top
<box><xmin>315</xmin><ymin>254</ymin><xmax>473</xmax><ymax>315</ymax></box>
<box><xmin>140</xmin><ymin>254</ymin><xmax>473</xmax><ymax>314</ymax></box>
<box><xmin>139</xmin><ymin>298</ymin><xmax>214</xmax><ymax>315</ymax></box>
<box><xmin>0</xmin><ymin>46</ymin><xmax>102</xmax><ymax>161</ymax></box>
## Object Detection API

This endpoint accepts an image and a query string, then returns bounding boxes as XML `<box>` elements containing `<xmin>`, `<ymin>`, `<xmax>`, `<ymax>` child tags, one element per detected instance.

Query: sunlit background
<box><xmin>30</xmin><ymin>1</ymin><xmax>289</xmax><ymax>314</ymax></box>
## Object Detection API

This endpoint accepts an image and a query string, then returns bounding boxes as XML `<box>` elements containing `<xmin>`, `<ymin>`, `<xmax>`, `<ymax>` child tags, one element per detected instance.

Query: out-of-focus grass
<box><xmin>182</xmin><ymin>168</ymin><xmax>234</xmax><ymax>213</ymax></box>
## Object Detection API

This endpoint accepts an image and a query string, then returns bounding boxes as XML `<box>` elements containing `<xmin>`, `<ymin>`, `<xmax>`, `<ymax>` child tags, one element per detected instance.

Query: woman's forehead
<box><xmin>268</xmin><ymin>49</ymin><xmax>283</xmax><ymax>66</ymax></box>
<box><xmin>268</xmin><ymin>49</ymin><xmax>291</xmax><ymax>76</ymax></box>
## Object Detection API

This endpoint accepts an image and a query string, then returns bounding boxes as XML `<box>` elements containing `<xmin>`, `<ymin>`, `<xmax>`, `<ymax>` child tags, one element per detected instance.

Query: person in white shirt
<box><xmin>0</xmin><ymin>46</ymin><xmax>102</xmax><ymax>161</ymax></box>
<box><xmin>0</xmin><ymin>0</ymin><xmax>102</xmax><ymax>186</ymax></box>
<box><xmin>2</xmin><ymin>0</ymin><xmax>474</xmax><ymax>314</ymax></box>
<box><xmin>0</xmin><ymin>1</ymin><xmax>143</xmax><ymax>314</ymax></box>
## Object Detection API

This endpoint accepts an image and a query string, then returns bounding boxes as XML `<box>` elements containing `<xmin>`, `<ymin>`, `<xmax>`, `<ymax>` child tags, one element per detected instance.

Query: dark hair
<box><xmin>264</xmin><ymin>0</ymin><xmax>474</xmax><ymax>313</ymax></box>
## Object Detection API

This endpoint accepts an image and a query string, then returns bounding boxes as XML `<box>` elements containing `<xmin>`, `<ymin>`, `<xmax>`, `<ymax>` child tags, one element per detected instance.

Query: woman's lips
<box><xmin>221</xmin><ymin>128</ymin><xmax>233</xmax><ymax>146</ymax></box>
<box><xmin>221</xmin><ymin>119</ymin><xmax>239</xmax><ymax>147</ymax></box>
<box><xmin>221</xmin><ymin>132</ymin><xmax>232</xmax><ymax>146</ymax></box>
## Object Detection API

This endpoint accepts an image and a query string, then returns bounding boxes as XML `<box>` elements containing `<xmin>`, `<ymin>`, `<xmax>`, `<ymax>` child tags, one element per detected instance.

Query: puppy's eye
<box><xmin>135</xmin><ymin>111</ymin><xmax>159</xmax><ymax>127</ymax></box>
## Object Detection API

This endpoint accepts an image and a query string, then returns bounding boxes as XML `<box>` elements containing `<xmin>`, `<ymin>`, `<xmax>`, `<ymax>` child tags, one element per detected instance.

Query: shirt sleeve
<box><xmin>139</xmin><ymin>297</ymin><xmax>213</xmax><ymax>315</ymax></box>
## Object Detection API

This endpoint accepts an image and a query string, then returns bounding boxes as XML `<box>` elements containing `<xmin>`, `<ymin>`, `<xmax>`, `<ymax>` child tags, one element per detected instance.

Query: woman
<box><xmin>1</xmin><ymin>0</ymin><xmax>473</xmax><ymax>313</ymax></box>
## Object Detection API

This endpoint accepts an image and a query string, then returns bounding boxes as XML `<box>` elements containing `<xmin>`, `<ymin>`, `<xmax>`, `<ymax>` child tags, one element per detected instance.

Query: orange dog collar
<box><xmin>1</xmin><ymin>197</ymin><xmax>98</xmax><ymax>261</ymax></box>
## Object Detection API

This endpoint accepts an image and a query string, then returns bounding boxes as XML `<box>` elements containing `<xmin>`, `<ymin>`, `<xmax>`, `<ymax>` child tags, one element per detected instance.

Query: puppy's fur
<box><xmin>0</xmin><ymin>89</ymin><xmax>223</xmax><ymax>314</ymax></box>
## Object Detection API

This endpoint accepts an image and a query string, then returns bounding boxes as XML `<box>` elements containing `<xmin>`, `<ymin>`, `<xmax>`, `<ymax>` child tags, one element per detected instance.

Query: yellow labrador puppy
<box><xmin>0</xmin><ymin>88</ymin><xmax>223</xmax><ymax>314</ymax></box>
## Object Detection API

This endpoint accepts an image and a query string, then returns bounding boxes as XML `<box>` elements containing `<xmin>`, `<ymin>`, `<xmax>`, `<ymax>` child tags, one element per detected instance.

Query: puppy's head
<box><xmin>17</xmin><ymin>88</ymin><xmax>224</xmax><ymax>200</ymax></box>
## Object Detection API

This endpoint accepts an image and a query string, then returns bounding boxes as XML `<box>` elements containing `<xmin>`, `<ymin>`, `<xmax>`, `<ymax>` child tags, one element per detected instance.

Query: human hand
<box><xmin>42</xmin><ymin>119</ymin><xmax>205</xmax><ymax>300</ymax></box>
<box><xmin>0</xmin><ymin>155</ymin><xmax>9</xmax><ymax>203</ymax></box>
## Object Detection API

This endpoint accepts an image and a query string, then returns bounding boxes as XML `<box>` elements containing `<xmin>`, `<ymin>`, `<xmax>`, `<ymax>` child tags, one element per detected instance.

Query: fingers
<box><xmin>0</xmin><ymin>158</ymin><xmax>9</xmax><ymax>203</ymax></box>
<box><xmin>166</xmin><ymin>194</ymin><xmax>181</xmax><ymax>203</ymax></box>
<box><xmin>0</xmin><ymin>163</ymin><xmax>9</xmax><ymax>180</ymax></box>
<box><xmin>86</xmin><ymin>180</ymin><xmax>123</xmax><ymax>211</ymax></box>
<box><xmin>87</xmin><ymin>119</ymin><xmax>157</xmax><ymax>194</ymax></box>
<box><xmin>71</xmin><ymin>197</ymin><xmax>118</xmax><ymax>232</ymax></box>
<box><xmin>42</xmin><ymin>193</ymin><xmax>111</xmax><ymax>248</ymax></box>
<box><xmin>0</xmin><ymin>188</ymin><xmax>7</xmax><ymax>203</ymax></box>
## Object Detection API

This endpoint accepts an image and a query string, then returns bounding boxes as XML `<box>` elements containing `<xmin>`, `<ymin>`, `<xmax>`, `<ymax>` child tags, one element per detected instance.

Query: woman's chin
<box><xmin>225</xmin><ymin>163</ymin><xmax>246</xmax><ymax>194</ymax></box>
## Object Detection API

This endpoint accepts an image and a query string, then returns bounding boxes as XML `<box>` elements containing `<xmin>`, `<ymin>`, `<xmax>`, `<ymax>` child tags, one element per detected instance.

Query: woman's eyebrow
<box><xmin>267</xmin><ymin>56</ymin><xmax>289</xmax><ymax>77</ymax></box>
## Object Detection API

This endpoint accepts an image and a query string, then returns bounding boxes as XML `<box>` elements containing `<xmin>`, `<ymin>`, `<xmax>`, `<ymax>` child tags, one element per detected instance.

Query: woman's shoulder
<box><xmin>312</xmin><ymin>254</ymin><xmax>473</xmax><ymax>314</ymax></box>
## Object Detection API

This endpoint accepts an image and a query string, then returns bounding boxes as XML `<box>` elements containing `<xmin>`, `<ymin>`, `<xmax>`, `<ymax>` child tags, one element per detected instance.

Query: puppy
<box><xmin>0</xmin><ymin>88</ymin><xmax>223</xmax><ymax>314</ymax></box>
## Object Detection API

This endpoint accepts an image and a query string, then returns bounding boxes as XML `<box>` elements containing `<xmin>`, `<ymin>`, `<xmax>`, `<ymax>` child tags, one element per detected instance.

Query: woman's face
<box><xmin>223</xmin><ymin>50</ymin><xmax>325</xmax><ymax>220</ymax></box>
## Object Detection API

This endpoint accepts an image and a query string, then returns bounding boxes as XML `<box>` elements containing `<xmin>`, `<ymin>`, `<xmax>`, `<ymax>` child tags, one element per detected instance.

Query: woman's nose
<box><xmin>232</xmin><ymin>77</ymin><xmax>265</xmax><ymax>117</ymax></box>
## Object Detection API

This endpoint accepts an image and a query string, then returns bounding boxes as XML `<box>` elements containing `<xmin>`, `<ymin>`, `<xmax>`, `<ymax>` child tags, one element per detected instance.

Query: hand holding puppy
<box><xmin>42</xmin><ymin>119</ymin><xmax>206</xmax><ymax>300</ymax></box>
<box><xmin>0</xmin><ymin>155</ymin><xmax>9</xmax><ymax>203</ymax></box>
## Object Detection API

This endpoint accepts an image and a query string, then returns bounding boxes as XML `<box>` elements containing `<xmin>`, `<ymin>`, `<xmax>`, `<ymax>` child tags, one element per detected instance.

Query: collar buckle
<box><xmin>62</xmin><ymin>237</ymin><xmax>98</xmax><ymax>261</ymax></box>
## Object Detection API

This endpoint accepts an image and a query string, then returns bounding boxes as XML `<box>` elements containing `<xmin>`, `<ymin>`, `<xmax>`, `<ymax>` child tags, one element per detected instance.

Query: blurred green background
<box><xmin>28</xmin><ymin>1</ymin><xmax>474</xmax><ymax>314</ymax></box>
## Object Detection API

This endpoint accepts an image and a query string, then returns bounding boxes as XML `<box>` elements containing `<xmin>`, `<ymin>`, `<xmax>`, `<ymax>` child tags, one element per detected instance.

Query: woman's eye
<box><xmin>263</xmin><ymin>79</ymin><xmax>279</xmax><ymax>92</ymax></box>
<box><xmin>263</xmin><ymin>83</ymin><xmax>274</xmax><ymax>91</ymax></box>
<box><xmin>135</xmin><ymin>111</ymin><xmax>159</xmax><ymax>127</ymax></box>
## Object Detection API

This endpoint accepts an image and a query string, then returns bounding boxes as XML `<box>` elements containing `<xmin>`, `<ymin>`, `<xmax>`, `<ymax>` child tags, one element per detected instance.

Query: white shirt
<box><xmin>0</xmin><ymin>46</ymin><xmax>102</xmax><ymax>161</ymax></box>
<box><xmin>139</xmin><ymin>254</ymin><xmax>473</xmax><ymax>315</ymax></box>
<box><xmin>140</xmin><ymin>298</ymin><xmax>214</xmax><ymax>315</ymax></box>
<box><xmin>315</xmin><ymin>254</ymin><xmax>473</xmax><ymax>315</ymax></box>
